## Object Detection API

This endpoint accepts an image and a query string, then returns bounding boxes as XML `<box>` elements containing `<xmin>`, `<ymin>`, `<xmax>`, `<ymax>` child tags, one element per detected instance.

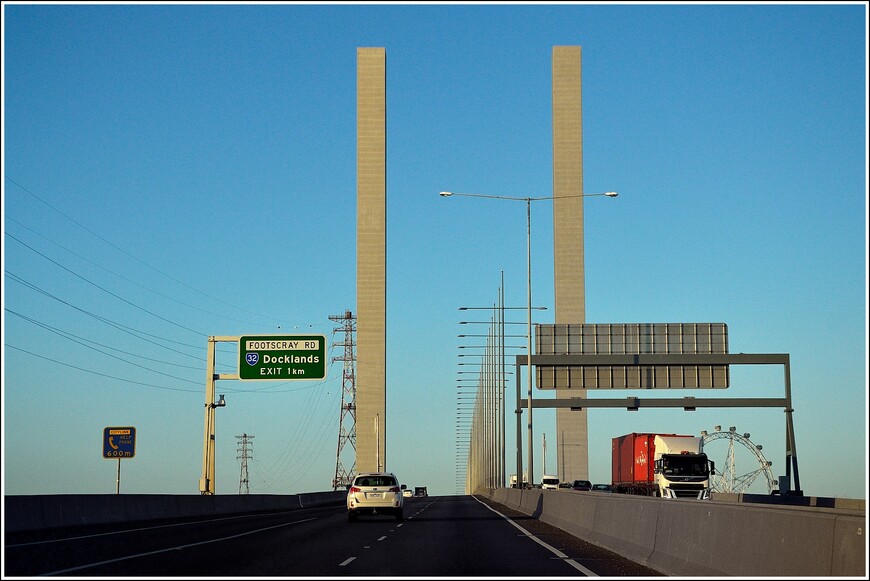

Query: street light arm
<box><xmin>440</xmin><ymin>191</ymin><xmax>530</xmax><ymax>202</ymax></box>
<box><xmin>549</xmin><ymin>191</ymin><xmax>618</xmax><ymax>199</ymax></box>
<box><xmin>460</xmin><ymin>307</ymin><xmax>547</xmax><ymax>311</ymax></box>
<box><xmin>441</xmin><ymin>191</ymin><xmax>618</xmax><ymax>201</ymax></box>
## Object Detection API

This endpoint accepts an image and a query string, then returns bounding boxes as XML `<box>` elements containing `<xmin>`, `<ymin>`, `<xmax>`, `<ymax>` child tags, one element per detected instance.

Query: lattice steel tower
<box><xmin>330</xmin><ymin>310</ymin><xmax>357</xmax><ymax>490</ymax></box>
<box><xmin>236</xmin><ymin>433</ymin><xmax>254</xmax><ymax>494</ymax></box>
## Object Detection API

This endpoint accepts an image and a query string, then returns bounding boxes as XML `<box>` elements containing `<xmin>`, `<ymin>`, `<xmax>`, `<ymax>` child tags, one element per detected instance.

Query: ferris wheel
<box><xmin>701</xmin><ymin>426</ymin><xmax>777</xmax><ymax>494</ymax></box>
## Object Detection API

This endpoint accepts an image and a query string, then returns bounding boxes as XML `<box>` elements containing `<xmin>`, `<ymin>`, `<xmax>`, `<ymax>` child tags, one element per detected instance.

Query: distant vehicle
<box><xmin>571</xmin><ymin>479</ymin><xmax>592</xmax><ymax>491</ymax></box>
<box><xmin>414</xmin><ymin>486</ymin><xmax>428</xmax><ymax>497</ymax></box>
<box><xmin>346</xmin><ymin>472</ymin><xmax>404</xmax><ymax>521</ymax></box>
<box><xmin>402</xmin><ymin>489</ymin><xmax>413</xmax><ymax>497</ymax></box>
<box><xmin>509</xmin><ymin>473</ymin><xmax>528</xmax><ymax>488</ymax></box>
<box><xmin>541</xmin><ymin>475</ymin><xmax>560</xmax><ymax>490</ymax></box>
<box><xmin>592</xmin><ymin>483</ymin><xmax>612</xmax><ymax>492</ymax></box>
<box><xmin>558</xmin><ymin>482</ymin><xmax>572</xmax><ymax>489</ymax></box>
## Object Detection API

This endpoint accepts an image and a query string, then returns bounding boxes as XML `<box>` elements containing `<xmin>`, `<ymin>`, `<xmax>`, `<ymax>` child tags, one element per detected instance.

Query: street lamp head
<box><xmin>604</xmin><ymin>191</ymin><xmax>618</xmax><ymax>197</ymax></box>
<box><xmin>439</xmin><ymin>191</ymin><xmax>454</xmax><ymax>197</ymax></box>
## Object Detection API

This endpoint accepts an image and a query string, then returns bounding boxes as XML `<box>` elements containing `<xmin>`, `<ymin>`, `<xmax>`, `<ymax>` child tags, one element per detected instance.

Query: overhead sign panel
<box><xmin>103</xmin><ymin>426</ymin><xmax>136</xmax><ymax>459</ymax></box>
<box><xmin>238</xmin><ymin>335</ymin><xmax>327</xmax><ymax>381</ymax></box>
<box><xmin>535</xmin><ymin>323</ymin><xmax>729</xmax><ymax>389</ymax></box>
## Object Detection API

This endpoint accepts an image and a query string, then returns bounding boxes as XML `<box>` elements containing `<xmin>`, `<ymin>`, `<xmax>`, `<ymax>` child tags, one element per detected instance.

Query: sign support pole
<box><xmin>198</xmin><ymin>334</ymin><xmax>322</xmax><ymax>494</ymax></box>
<box><xmin>519</xmin><ymin>352</ymin><xmax>803</xmax><ymax>495</ymax></box>
<box><xmin>116</xmin><ymin>458</ymin><xmax>121</xmax><ymax>494</ymax></box>
<box><xmin>200</xmin><ymin>337</ymin><xmax>218</xmax><ymax>495</ymax></box>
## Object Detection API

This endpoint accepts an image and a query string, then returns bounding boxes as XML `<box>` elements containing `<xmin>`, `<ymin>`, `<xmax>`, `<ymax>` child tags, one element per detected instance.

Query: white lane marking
<box><xmin>377</xmin><ymin>535</ymin><xmax>387</xmax><ymax>541</ymax></box>
<box><xmin>338</xmin><ymin>557</ymin><xmax>356</xmax><ymax>567</ymax></box>
<box><xmin>40</xmin><ymin>517</ymin><xmax>316</xmax><ymax>576</ymax></box>
<box><xmin>472</xmin><ymin>496</ymin><xmax>598</xmax><ymax>577</ymax></box>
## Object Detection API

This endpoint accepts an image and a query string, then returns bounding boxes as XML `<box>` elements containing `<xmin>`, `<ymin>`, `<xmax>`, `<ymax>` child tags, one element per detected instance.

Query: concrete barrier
<box><xmin>4</xmin><ymin>492</ymin><xmax>345</xmax><ymax>533</ymax></box>
<box><xmin>6</xmin><ymin>490</ymin><xmax>864</xmax><ymax>576</ymax></box>
<box><xmin>480</xmin><ymin>488</ymin><xmax>866</xmax><ymax>577</ymax></box>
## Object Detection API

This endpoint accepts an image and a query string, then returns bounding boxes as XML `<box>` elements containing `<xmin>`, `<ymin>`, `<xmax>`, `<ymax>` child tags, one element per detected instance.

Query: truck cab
<box><xmin>652</xmin><ymin>436</ymin><xmax>715</xmax><ymax>499</ymax></box>
<box><xmin>654</xmin><ymin>451</ymin><xmax>714</xmax><ymax>498</ymax></box>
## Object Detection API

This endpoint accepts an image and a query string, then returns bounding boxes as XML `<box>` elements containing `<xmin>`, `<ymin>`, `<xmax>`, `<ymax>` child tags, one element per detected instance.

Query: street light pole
<box><xmin>441</xmin><ymin>190</ymin><xmax>617</xmax><ymax>488</ymax></box>
<box><xmin>525</xmin><ymin>197</ymin><xmax>534</xmax><ymax>488</ymax></box>
<box><xmin>459</xmin><ymin>304</ymin><xmax>542</xmax><ymax>490</ymax></box>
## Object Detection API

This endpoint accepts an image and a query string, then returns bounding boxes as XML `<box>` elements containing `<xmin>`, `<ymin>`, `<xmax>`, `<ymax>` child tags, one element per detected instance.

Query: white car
<box><xmin>402</xmin><ymin>489</ymin><xmax>413</xmax><ymax>498</ymax></box>
<box><xmin>346</xmin><ymin>472</ymin><xmax>404</xmax><ymax>521</ymax></box>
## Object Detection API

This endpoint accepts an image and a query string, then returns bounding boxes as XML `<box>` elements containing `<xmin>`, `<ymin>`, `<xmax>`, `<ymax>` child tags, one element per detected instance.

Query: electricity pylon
<box><xmin>236</xmin><ymin>433</ymin><xmax>254</xmax><ymax>494</ymax></box>
<box><xmin>329</xmin><ymin>310</ymin><xmax>356</xmax><ymax>490</ymax></box>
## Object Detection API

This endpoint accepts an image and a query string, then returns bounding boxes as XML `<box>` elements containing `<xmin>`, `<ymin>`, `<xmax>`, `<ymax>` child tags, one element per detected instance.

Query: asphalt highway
<box><xmin>4</xmin><ymin>495</ymin><xmax>662</xmax><ymax>577</ymax></box>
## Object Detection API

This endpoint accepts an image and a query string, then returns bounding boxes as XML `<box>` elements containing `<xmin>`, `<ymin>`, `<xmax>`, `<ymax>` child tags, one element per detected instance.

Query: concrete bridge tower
<box><xmin>552</xmin><ymin>45</ymin><xmax>589</xmax><ymax>482</ymax></box>
<box><xmin>355</xmin><ymin>47</ymin><xmax>387</xmax><ymax>473</ymax></box>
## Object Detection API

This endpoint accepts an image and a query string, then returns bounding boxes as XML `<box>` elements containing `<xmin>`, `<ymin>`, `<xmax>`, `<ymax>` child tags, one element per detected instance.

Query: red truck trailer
<box><xmin>612</xmin><ymin>433</ymin><xmax>715</xmax><ymax>499</ymax></box>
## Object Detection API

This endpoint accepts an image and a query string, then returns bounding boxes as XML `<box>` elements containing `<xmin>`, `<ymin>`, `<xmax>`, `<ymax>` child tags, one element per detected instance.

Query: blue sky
<box><xmin>2</xmin><ymin>2</ymin><xmax>867</xmax><ymax>500</ymax></box>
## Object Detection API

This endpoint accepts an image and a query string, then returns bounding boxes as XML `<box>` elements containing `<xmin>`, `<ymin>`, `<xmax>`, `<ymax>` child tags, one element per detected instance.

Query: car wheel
<box><xmin>394</xmin><ymin>509</ymin><xmax>403</xmax><ymax>521</ymax></box>
<box><xmin>348</xmin><ymin>511</ymin><xmax>357</xmax><ymax>522</ymax></box>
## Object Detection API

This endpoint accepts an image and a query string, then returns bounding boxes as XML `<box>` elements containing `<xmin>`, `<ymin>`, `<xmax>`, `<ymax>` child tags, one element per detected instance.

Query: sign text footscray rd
<box><xmin>238</xmin><ymin>334</ymin><xmax>327</xmax><ymax>380</ymax></box>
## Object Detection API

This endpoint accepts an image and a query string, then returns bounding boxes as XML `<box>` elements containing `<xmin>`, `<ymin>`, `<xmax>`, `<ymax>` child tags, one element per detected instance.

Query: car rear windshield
<box><xmin>355</xmin><ymin>475</ymin><xmax>396</xmax><ymax>487</ymax></box>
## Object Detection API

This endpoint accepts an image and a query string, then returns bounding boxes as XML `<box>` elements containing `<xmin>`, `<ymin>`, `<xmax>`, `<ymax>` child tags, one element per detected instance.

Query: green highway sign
<box><xmin>238</xmin><ymin>335</ymin><xmax>327</xmax><ymax>381</ymax></box>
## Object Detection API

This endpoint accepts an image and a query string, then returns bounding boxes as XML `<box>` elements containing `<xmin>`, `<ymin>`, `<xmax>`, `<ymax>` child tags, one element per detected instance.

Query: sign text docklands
<box><xmin>238</xmin><ymin>335</ymin><xmax>327</xmax><ymax>380</ymax></box>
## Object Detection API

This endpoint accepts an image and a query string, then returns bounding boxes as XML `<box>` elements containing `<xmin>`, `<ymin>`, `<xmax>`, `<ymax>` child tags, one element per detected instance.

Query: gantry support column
<box><xmin>552</xmin><ymin>45</ymin><xmax>589</xmax><ymax>482</ymax></box>
<box><xmin>356</xmin><ymin>47</ymin><xmax>387</xmax><ymax>473</ymax></box>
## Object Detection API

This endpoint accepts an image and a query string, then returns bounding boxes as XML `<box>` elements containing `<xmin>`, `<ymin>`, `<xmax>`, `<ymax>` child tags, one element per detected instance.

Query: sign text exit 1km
<box><xmin>238</xmin><ymin>335</ymin><xmax>327</xmax><ymax>381</ymax></box>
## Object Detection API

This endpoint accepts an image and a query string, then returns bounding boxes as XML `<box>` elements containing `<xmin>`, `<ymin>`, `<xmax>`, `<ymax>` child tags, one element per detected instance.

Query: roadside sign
<box><xmin>103</xmin><ymin>426</ymin><xmax>136</xmax><ymax>459</ymax></box>
<box><xmin>238</xmin><ymin>335</ymin><xmax>327</xmax><ymax>381</ymax></box>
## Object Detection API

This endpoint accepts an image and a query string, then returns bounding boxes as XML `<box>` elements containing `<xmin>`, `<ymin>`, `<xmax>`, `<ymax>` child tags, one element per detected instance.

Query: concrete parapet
<box><xmin>482</xmin><ymin>488</ymin><xmax>866</xmax><ymax>577</ymax></box>
<box><xmin>649</xmin><ymin>498</ymin><xmax>865</xmax><ymax>576</ymax></box>
<box><xmin>40</xmin><ymin>494</ymin><xmax>129</xmax><ymax>529</ymax></box>
<box><xmin>490</xmin><ymin>487</ymin><xmax>521</xmax><ymax>511</ymax></box>
<box><xmin>712</xmin><ymin>491</ymin><xmax>866</xmax><ymax>512</ymax></box>
<box><xmin>298</xmin><ymin>491</ymin><xmax>344</xmax><ymax>508</ymax></box>
<box><xmin>547</xmin><ymin>490</ymin><xmax>660</xmax><ymax>566</ymax></box>
<box><xmin>517</xmin><ymin>489</ymin><xmax>544</xmax><ymax>517</ymax></box>
<box><xmin>4</xmin><ymin>492</ymin><xmax>345</xmax><ymax>533</ymax></box>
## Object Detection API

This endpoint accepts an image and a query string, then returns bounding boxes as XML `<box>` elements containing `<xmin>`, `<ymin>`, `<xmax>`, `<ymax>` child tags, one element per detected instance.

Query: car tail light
<box><xmin>388</xmin><ymin>486</ymin><xmax>400</xmax><ymax>493</ymax></box>
<box><xmin>350</xmin><ymin>486</ymin><xmax>361</xmax><ymax>493</ymax></box>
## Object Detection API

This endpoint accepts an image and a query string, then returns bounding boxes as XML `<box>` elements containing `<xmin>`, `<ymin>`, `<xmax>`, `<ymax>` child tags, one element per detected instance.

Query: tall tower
<box><xmin>330</xmin><ymin>310</ymin><xmax>357</xmax><ymax>489</ymax></box>
<box><xmin>552</xmin><ymin>45</ymin><xmax>589</xmax><ymax>482</ymax></box>
<box><xmin>236</xmin><ymin>433</ymin><xmax>254</xmax><ymax>495</ymax></box>
<box><xmin>356</xmin><ymin>47</ymin><xmax>387</xmax><ymax>473</ymax></box>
